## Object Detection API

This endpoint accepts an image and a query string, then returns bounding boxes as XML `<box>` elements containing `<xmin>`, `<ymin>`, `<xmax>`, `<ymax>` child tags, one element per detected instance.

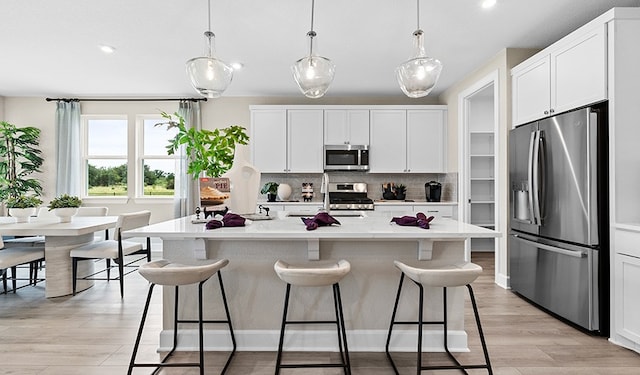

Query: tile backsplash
<box><xmin>258</xmin><ymin>172</ymin><xmax>457</xmax><ymax>202</ymax></box>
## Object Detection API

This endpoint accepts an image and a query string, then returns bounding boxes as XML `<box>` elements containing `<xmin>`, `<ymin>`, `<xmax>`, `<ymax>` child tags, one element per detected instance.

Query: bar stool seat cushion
<box><xmin>394</xmin><ymin>261</ymin><xmax>482</xmax><ymax>287</ymax></box>
<box><xmin>0</xmin><ymin>247</ymin><xmax>45</xmax><ymax>269</ymax></box>
<box><xmin>274</xmin><ymin>259</ymin><xmax>350</xmax><ymax>287</ymax></box>
<box><xmin>138</xmin><ymin>259</ymin><xmax>229</xmax><ymax>286</ymax></box>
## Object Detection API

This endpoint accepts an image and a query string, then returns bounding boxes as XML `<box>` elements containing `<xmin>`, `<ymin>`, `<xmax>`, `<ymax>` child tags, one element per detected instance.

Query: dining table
<box><xmin>0</xmin><ymin>215</ymin><xmax>117</xmax><ymax>297</ymax></box>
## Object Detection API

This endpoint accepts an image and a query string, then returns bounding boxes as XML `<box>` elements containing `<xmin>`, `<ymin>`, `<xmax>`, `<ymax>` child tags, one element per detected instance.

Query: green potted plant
<box><xmin>156</xmin><ymin>111</ymin><xmax>249</xmax><ymax>179</ymax></box>
<box><xmin>6</xmin><ymin>195</ymin><xmax>43</xmax><ymax>223</ymax></box>
<box><xmin>260</xmin><ymin>182</ymin><xmax>279</xmax><ymax>202</ymax></box>
<box><xmin>0</xmin><ymin>121</ymin><xmax>44</xmax><ymax>208</ymax></box>
<box><xmin>48</xmin><ymin>194</ymin><xmax>82</xmax><ymax>223</ymax></box>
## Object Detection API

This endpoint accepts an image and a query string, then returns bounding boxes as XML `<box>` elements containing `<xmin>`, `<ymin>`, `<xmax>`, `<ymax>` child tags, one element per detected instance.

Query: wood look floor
<box><xmin>1</xmin><ymin>252</ymin><xmax>639</xmax><ymax>374</ymax></box>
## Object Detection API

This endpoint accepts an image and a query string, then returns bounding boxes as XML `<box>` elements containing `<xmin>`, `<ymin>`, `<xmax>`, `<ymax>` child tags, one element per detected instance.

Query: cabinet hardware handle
<box><xmin>544</xmin><ymin>110</ymin><xmax>549</xmax><ymax>115</ymax></box>
<box><xmin>550</xmin><ymin>109</ymin><xmax>555</xmax><ymax>113</ymax></box>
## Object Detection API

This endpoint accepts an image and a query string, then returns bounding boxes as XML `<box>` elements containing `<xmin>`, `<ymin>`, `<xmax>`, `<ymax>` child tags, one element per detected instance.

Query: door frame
<box><xmin>458</xmin><ymin>70</ymin><xmax>502</xmax><ymax>284</ymax></box>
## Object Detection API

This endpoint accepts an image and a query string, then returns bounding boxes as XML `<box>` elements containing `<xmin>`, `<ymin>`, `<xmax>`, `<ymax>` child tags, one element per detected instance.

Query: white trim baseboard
<box><xmin>158</xmin><ymin>329</ymin><xmax>469</xmax><ymax>353</ymax></box>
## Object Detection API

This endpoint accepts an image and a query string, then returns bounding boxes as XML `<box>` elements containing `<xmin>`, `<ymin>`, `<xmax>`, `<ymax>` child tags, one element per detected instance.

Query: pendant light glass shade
<box><xmin>186</xmin><ymin>1</ymin><xmax>233</xmax><ymax>98</ymax></box>
<box><xmin>396</xmin><ymin>0</ymin><xmax>442</xmax><ymax>98</ymax></box>
<box><xmin>292</xmin><ymin>1</ymin><xmax>335</xmax><ymax>98</ymax></box>
<box><xmin>292</xmin><ymin>38</ymin><xmax>335</xmax><ymax>98</ymax></box>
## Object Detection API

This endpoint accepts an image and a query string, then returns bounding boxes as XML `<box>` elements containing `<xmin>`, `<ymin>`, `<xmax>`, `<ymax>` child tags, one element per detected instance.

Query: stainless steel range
<box><xmin>328</xmin><ymin>182</ymin><xmax>374</xmax><ymax>210</ymax></box>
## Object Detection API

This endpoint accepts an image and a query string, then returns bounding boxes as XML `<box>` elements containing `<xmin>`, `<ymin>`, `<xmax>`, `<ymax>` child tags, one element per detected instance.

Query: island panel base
<box><xmin>159</xmin><ymin>238</ymin><xmax>471</xmax><ymax>352</ymax></box>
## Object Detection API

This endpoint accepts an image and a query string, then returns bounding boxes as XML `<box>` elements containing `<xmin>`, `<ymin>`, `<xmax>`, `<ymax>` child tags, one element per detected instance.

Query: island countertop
<box><xmin>124</xmin><ymin>213</ymin><xmax>498</xmax><ymax>261</ymax></box>
<box><xmin>123</xmin><ymin>212</ymin><xmax>497</xmax><ymax>240</ymax></box>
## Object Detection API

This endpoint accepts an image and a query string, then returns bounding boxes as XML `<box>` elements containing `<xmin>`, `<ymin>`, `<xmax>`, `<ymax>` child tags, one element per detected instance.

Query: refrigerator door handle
<box><xmin>527</xmin><ymin>130</ymin><xmax>537</xmax><ymax>225</ymax></box>
<box><xmin>529</xmin><ymin>130</ymin><xmax>543</xmax><ymax>225</ymax></box>
<box><xmin>513</xmin><ymin>235</ymin><xmax>587</xmax><ymax>258</ymax></box>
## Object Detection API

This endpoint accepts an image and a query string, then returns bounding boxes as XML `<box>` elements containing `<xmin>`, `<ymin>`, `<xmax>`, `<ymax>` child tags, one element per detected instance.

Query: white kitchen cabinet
<box><xmin>613</xmin><ymin>228</ymin><xmax>640</xmax><ymax>347</ymax></box>
<box><xmin>287</xmin><ymin>110</ymin><xmax>324</xmax><ymax>173</ymax></box>
<box><xmin>369</xmin><ymin>110</ymin><xmax>406</xmax><ymax>173</ymax></box>
<box><xmin>251</xmin><ymin>109</ymin><xmax>287</xmax><ymax>173</ymax></box>
<box><xmin>374</xmin><ymin>203</ymin><xmax>454</xmax><ymax>219</ymax></box>
<box><xmin>251</xmin><ymin>108</ymin><xmax>323</xmax><ymax>173</ymax></box>
<box><xmin>407</xmin><ymin>110</ymin><xmax>446</xmax><ymax>173</ymax></box>
<box><xmin>614</xmin><ymin>253</ymin><xmax>640</xmax><ymax>345</ymax></box>
<box><xmin>512</xmin><ymin>24</ymin><xmax>607</xmax><ymax>126</ymax></box>
<box><xmin>324</xmin><ymin>109</ymin><xmax>369</xmax><ymax>145</ymax></box>
<box><xmin>369</xmin><ymin>108</ymin><xmax>447</xmax><ymax>173</ymax></box>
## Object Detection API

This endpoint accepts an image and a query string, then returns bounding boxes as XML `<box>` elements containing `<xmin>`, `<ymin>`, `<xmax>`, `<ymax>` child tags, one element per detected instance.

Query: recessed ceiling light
<box><xmin>230</xmin><ymin>62</ymin><xmax>244</xmax><ymax>70</ymax></box>
<box><xmin>481</xmin><ymin>0</ymin><xmax>496</xmax><ymax>9</ymax></box>
<box><xmin>99</xmin><ymin>45</ymin><xmax>116</xmax><ymax>54</ymax></box>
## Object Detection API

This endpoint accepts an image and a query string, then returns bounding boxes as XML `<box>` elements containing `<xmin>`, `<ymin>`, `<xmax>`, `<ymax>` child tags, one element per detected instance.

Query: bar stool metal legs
<box><xmin>127</xmin><ymin>268</ymin><xmax>236</xmax><ymax>375</ymax></box>
<box><xmin>274</xmin><ymin>282</ymin><xmax>351</xmax><ymax>375</ymax></box>
<box><xmin>386</xmin><ymin>273</ymin><xmax>493</xmax><ymax>374</ymax></box>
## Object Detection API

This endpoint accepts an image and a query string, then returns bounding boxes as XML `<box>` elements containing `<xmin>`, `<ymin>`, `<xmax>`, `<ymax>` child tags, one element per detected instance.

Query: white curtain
<box><xmin>55</xmin><ymin>100</ymin><xmax>81</xmax><ymax>196</ymax></box>
<box><xmin>174</xmin><ymin>100</ymin><xmax>202</xmax><ymax>218</ymax></box>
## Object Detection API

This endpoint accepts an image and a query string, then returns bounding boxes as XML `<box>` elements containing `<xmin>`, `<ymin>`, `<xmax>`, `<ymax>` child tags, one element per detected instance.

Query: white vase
<box><xmin>53</xmin><ymin>207</ymin><xmax>79</xmax><ymax>223</ymax></box>
<box><xmin>277</xmin><ymin>183</ymin><xmax>292</xmax><ymax>201</ymax></box>
<box><xmin>9</xmin><ymin>207</ymin><xmax>37</xmax><ymax>223</ymax></box>
<box><xmin>222</xmin><ymin>144</ymin><xmax>261</xmax><ymax>215</ymax></box>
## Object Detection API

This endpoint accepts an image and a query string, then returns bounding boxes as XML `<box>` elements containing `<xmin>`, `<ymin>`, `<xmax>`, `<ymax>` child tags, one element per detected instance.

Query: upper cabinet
<box><xmin>512</xmin><ymin>24</ymin><xmax>607</xmax><ymax>127</ymax></box>
<box><xmin>251</xmin><ymin>105</ymin><xmax>447</xmax><ymax>174</ymax></box>
<box><xmin>287</xmin><ymin>110</ymin><xmax>324</xmax><ymax>173</ymax></box>
<box><xmin>324</xmin><ymin>109</ymin><xmax>370</xmax><ymax>145</ymax></box>
<box><xmin>251</xmin><ymin>109</ymin><xmax>287</xmax><ymax>173</ymax></box>
<box><xmin>251</xmin><ymin>107</ymin><xmax>324</xmax><ymax>173</ymax></box>
<box><xmin>369</xmin><ymin>107</ymin><xmax>447</xmax><ymax>173</ymax></box>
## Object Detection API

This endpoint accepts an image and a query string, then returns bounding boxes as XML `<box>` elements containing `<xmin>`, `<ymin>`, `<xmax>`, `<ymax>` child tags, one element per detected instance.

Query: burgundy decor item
<box><xmin>301</xmin><ymin>212</ymin><xmax>341</xmax><ymax>231</ymax></box>
<box><xmin>205</xmin><ymin>212</ymin><xmax>246</xmax><ymax>230</ymax></box>
<box><xmin>390</xmin><ymin>212</ymin><xmax>435</xmax><ymax>229</ymax></box>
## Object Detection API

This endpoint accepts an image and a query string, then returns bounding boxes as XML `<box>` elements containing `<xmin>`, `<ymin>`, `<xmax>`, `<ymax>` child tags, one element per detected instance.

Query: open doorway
<box><xmin>458</xmin><ymin>70</ymin><xmax>502</xmax><ymax>285</ymax></box>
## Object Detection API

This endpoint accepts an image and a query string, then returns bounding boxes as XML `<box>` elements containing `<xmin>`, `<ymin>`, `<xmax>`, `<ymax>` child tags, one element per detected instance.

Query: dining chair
<box><xmin>70</xmin><ymin>210</ymin><xmax>152</xmax><ymax>298</ymax></box>
<box><xmin>0</xmin><ymin>237</ymin><xmax>44</xmax><ymax>293</ymax></box>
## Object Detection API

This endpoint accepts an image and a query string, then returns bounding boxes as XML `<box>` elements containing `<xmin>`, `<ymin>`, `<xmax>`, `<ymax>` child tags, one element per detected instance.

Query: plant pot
<box><xmin>267</xmin><ymin>193</ymin><xmax>277</xmax><ymax>202</ymax></box>
<box><xmin>9</xmin><ymin>207</ymin><xmax>37</xmax><ymax>223</ymax></box>
<box><xmin>53</xmin><ymin>207</ymin><xmax>79</xmax><ymax>223</ymax></box>
<box><xmin>396</xmin><ymin>192</ymin><xmax>406</xmax><ymax>200</ymax></box>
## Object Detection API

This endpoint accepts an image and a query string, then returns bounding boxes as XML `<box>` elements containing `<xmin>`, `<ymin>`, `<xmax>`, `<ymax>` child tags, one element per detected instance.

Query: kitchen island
<box><xmin>123</xmin><ymin>212</ymin><xmax>499</xmax><ymax>352</ymax></box>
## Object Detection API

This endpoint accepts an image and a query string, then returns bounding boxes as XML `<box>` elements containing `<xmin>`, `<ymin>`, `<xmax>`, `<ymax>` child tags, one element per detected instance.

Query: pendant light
<box><xmin>291</xmin><ymin>0</ymin><xmax>335</xmax><ymax>98</ymax></box>
<box><xmin>396</xmin><ymin>0</ymin><xmax>442</xmax><ymax>98</ymax></box>
<box><xmin>186</xmin><ymin>0</ymin><xmax>233</xmax><ymax>98</ymax></box>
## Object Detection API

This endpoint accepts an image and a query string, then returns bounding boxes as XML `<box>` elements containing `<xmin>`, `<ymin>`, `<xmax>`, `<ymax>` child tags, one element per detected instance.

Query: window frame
<box><xmin>136</xmin><ymin>114</ymin><xmax>179</xmax><ymax>199</ymax></box>
<box><xmin>80</xmin><ymin>114</ymin><xmax>129</xmax><ymax>200</ymax></box>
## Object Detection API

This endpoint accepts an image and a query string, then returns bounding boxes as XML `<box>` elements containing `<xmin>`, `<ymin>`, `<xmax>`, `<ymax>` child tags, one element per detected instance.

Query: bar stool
<box><xmin>127</xmin><ymin>259</ymin><xmax>236</xmax><ymax>375</ymax></box>
<box><xmin>385</xmin><ymin>261</ymin><xmax>493</xmax><ymax>374</ymax></box>
<box><xmin>273</xmin><ymin>259</ymin><xmax>352</xmax><ymax>375</ymax></box>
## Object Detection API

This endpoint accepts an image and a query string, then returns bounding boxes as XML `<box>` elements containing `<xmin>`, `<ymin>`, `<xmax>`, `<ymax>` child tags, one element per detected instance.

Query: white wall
<box><xmin>438</xmin><ymin>48</ymin><xmax>538</xmax><ymax>286</ymax></box>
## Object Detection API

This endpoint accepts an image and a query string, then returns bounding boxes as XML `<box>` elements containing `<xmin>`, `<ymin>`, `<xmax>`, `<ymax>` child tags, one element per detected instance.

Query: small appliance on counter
<box><xmin>425</xmin><ymin>181</ymin><xmax>442</xmax><ymax>202</ymax></box>
<box><xmin>328</xmin><ymin>182</ymin><xmax>374</xmax><ymax>210</ymax></box>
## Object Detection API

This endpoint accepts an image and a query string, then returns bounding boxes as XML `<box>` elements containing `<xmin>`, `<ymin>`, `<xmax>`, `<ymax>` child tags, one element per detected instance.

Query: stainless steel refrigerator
<box><xmin>509</xmin><ymin>103</ymin><xmax>608</xmax><ymax>334</ymax></box>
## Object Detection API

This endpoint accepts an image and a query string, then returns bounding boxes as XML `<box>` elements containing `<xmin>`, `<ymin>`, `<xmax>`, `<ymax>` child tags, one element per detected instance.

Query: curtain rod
<box><xmin>45</xmin><ymin>97</ymin><xmax>207</xmax><ymax>103</ymax></box>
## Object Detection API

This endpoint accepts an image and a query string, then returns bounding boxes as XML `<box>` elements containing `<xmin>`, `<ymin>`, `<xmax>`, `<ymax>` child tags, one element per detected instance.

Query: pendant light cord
<box><xmin>307</xmin><ymin>0</ymin><xmax>317</xmax><ymax>56</ymax></box>
<box><xmin>207</xmin><ymin>0</ymin><xmax>212</xmax><ymax>32</ymax></box>
<box><xmin>416</xmin><ymin>0</ymin><xmax>421</xmax><ymax>31</ymax></box>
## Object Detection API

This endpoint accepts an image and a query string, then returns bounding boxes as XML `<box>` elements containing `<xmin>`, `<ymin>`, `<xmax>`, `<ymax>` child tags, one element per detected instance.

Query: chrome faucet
<box><xmin>321</xmin><ymin>172</ymin><xmax>330</xmax><ymax>211</ymax></box>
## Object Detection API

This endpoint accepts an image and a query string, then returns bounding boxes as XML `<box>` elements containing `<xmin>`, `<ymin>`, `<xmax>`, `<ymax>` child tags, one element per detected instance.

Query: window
<box><xmin>140</xmin><ymin>117</ymin><xmax>179</xmax><ymax>197</ymax></box>
<box><xmin>81</xmin><ymin>114</ymin><xmax>178</xmax><ymax>198</ymax></box>
<box><xmin>83</xmin><ymin>116</ymin><xmax>128</xmax><ymax>197</ymax></box>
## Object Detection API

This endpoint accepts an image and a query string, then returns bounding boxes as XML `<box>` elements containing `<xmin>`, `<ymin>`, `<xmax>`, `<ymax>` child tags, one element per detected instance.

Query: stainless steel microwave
<box><xmin>324</xmin><ymin>145</ymin><xmax>369</xmax><ymax>171</ymax></box>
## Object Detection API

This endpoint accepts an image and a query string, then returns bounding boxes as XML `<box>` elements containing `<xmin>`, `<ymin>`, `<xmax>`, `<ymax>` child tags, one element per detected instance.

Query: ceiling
<box><xmin>1</xmin><ymin>0</ymin><xmax>639</xmax><ymax>99</ymax></box>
